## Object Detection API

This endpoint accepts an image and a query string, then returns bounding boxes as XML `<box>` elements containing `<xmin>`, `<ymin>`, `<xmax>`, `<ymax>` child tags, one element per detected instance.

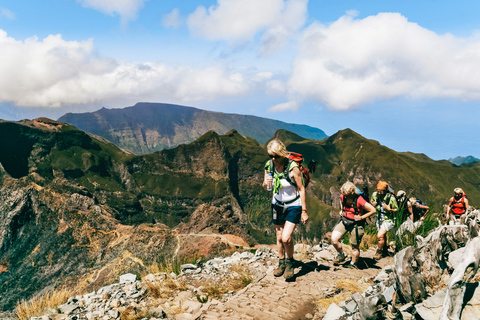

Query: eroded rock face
<box><xmin>0</xmin><ymin>178</ymin><xmax>177</xmax><ymax>311</ymax></box>
<box><xmin>395</xmin><ymin>246</ymin><xmax>427</xmax><ymax>304</ymax></box>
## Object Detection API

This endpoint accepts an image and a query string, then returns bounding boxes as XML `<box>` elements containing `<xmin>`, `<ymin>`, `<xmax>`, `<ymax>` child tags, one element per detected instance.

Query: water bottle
<box><xmin>267</xmin><ymin>173</ymin><xmax>273</xmax><ymax>191</ymax></box>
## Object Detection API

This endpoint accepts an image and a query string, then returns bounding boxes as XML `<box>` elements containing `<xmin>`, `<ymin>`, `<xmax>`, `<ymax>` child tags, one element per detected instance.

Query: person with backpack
<box><xmin>371</xmin><ymin>180</ymin><xmax>398</xmax><ymax>260</ymax></box>
<box><xmin>262</xmin><ymin>138</ymin><xmax>308</xmax><ymax>280</ymax></box>
<box><xmin>332</xmin><ymin>182</ymin><xmax>376</xmax><ymax>269</ymax></box>
<box><xmin>446</xmin><ymin>188</ymin><xmax>469</xmax><ymax>222</ymax></box>
<box><xmin>407</xmin><ymin>197</ymin><xmax>429</xmax><ymax>222</ymax></box>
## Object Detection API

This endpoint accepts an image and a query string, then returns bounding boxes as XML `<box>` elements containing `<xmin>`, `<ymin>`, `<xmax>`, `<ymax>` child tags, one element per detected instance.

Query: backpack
<box><xmin>269</xmin><ymin>151</ymin><xmax>310</xmax><ymax>188</ymax></box>
<box><xmin>450</xmin><ymin>193</ymin><xmax>467</xmax><ymax>214</ymax></box>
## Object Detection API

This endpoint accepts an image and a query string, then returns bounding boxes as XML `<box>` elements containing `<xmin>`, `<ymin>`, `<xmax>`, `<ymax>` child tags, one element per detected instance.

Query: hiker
<box><xmin>308</xmin><ymin>159</ymin><xmax>316</xmax><ymax>173</ymax></box>
<box><xmin>371</xmin><ymin>181</ymin><xmax>398</xmax><ymax>260</ymax></box>
<box><xmin>446</xmin><ymin>188</ymin><xmax>469</xmax><ymax>222</ymax></box>
<box><xmin>332</xmin><ymin>182</ymin><xmax>376</xmax><ymax>268</ymax></box>
<box><xmin>263</xmin><ymin>138</ymin><xmax>308</xmax><ymax>280</ymax></box>
<box><xmin>407</xmin><ymin>197</ymin><xmax>429</xmax><ymax>222</ymax></box>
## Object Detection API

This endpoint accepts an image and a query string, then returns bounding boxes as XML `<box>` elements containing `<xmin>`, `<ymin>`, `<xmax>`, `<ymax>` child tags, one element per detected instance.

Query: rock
<box><xmin>322</xmin><ymin>303</ymin><xmax>345</xmax><ymax>320</ymax></box>
<box><xmin>313</xmin><ymin>250</ymin><xmax>334</xmax><ymax>261</ymax></box>
<box><xmin>441</xmin><ymin>236</ymin><xmax>480</xmax><ymax>319</ymax></box>
<box><xmin>415</xmin><ymin>288</ymin><xmax>446</xmax><ymax>320</ymax></box>
<box><xmin>394</xmin><ymin>246</ymin><xmax>427</xmax><ymax>303</ymax></box>
<box><xmin>181</xmin><ymin>264</ymin><xmax>198</xmax><ymax>272</ymax></box>
<box><xmin>382</xmin><ymin>285</ymin><xmax>396</xmax><ymax>304</ymax></box>
<box><xmin>119</xmin><ymin>273</ymin><xmax>137</xmax><ymax>284</ymax></box>
<box><xmin>182</xmin><ymin>300</ymin><xmax>202</xmax><ymax>313</ymax></box>
<box><xmin>58</xmin><ymin>304</ymin><xmax>79</xmax><ymax>315</ymax></box>
<box><xmin>148</xmin><ymin>307</ymin><xmax>166</xmax><ymax>318</ymax></box>
<box><xmin>446</xmin><ymin>247</ymin><xmax>466</xmax><ymax>269</ymax></box>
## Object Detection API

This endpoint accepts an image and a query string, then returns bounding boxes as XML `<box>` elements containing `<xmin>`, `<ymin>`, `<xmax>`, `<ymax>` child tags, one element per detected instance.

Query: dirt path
<box><xmin>174</xmin><ymin>232</ymin><xmax>255</xmax><ymax>256</ymax></box>
<box><xmin>195</xmin><ymin>247</ymin><xmax>394</xmax><ymax>320</ymax></box>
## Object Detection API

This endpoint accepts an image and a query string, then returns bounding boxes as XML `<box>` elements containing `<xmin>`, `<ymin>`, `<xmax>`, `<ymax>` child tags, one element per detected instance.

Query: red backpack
<box><xmin>286</xmin><ymin>152</ymin><xmax>310</xmax><ymax>188</ymax></box>
<box><xmin>268</xmin><ymin>151</ymin><xmax>310</xmax><ymax>188</ymax></box>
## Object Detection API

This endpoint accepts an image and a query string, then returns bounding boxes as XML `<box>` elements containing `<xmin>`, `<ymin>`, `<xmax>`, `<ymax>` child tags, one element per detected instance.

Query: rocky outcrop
<box><xmin>325</xmin><ymin>209</ymin><xmax>480</xmax><ymax>320</ymax></box>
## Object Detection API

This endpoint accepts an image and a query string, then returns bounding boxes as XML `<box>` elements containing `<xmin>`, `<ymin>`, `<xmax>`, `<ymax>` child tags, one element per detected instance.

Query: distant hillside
<box><xmin>58</xmin><ymin>102</ymin><xmax>328</xmax><ymax>154</ymax></box>
<box><xmin>449</xmin><ymin>155</ymin><xmax>480</xmax><ymax>166</ymax></box>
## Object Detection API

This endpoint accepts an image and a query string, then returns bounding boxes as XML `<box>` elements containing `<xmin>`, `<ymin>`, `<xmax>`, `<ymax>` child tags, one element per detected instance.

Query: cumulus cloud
<box><xmin>162</xmin><ymin>8</ymin><xmax>182</xmax><ymax>28</ymax></box>
<box><xmin>187</xmin><ymin>0</ymin><xmax>307</xmax><ymax>53</ymax></box>
<box><xmin>288</xmin><ymin>12</ymin><xmax>480</xmax><ymax>110</ymax></box>
<box><xmin>76</xmin><ymin>0</ymin><xmax>148</xmax><ymax>25</ymax></box>
<box><xmin>0</xmin><ymin>30</ymin><xmax>249</xmax><ymax>108</ymax></box>
<box><xmin>1</xmin><ymin>8</ymin><xmax>15</xmax><ymax>20</ymax></box>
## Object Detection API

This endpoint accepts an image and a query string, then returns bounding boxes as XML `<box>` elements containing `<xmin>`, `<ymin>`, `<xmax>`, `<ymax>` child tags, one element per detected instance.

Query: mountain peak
<box><xmin>58</xmin><ymin>102</ymin><xmax>328</xmax><ymax>154</ymax></box>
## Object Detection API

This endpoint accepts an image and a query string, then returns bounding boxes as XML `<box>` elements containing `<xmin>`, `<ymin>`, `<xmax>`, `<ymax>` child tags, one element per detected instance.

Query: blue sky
<box><xmin>1</xmin><ymin>0</ymin><xmax>480</xmax><ymax>160</ymax></box>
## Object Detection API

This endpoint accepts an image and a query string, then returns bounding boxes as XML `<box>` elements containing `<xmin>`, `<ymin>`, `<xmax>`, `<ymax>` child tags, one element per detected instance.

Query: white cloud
<box><xmin>268</xmin><ymin>101</ymin><xmax>298</xmax><ymax>112</ymax></box>
<box><xmin>289</xmin><ymin>12</ymin><xmax>480</xmax><ymax>110</ymax></box>
<box><xmin>76</xmin><ymin>0</ymin><xmax>149</xmax><ymax>25</ymax></box>
<box><xmin>187</xmin><ymin>0</ymin><xmax>307</xmax><ymax>53</ymax></box>
<box><xmin>162</xmin><ymin>8</ymin><xmax>182</xmax><ymax>29</ymax></box>
<box><xmin>0</xmin><ymin>30</ymin><xmax>250</xmax><ymax>108</ymax></box>
<box><xmin>1</xmin><ymin>8</ymin><xmax>15</xmax><ymax>20</ymax></box>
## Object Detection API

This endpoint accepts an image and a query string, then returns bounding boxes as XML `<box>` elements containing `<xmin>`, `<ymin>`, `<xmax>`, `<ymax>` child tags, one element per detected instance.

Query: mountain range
<box><xmin>58</xmin><ymin>102</ymin><xmax>328</xmax><ymax>155</ymax></box>
<box><xmin>448</xmin><ymin>155</ymin><xmax>480</xmax><ymax>166</ymax></box>
<box><xmin>1</xmin><ymin>116</ymin><xmax>480</xmax><ymax>311</ymax></box>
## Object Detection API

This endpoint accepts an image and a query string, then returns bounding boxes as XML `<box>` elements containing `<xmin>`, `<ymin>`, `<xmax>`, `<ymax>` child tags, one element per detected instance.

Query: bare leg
<box><xmin>281</xmin><ymin>221</ymin><xmax>297</xmax><ymax>259</ymax></box>
<box><xmin>377</xmin><ymin>228</ymin><xmax>387</xmax><ymax>251</ymax></box>
<box><xmin>331</xmin><ymin>230</ymin><xmax>344</xmax><ymax>253</ymax></box>
<box><xmin>351</xmin><ymin>245</ymin><xmax>360</xmax><ymax>264</ymax></box>
<box><xmin>275</xmin><ymin>225</ymin><xmax>285</xmax><ymax>259</ymax></box>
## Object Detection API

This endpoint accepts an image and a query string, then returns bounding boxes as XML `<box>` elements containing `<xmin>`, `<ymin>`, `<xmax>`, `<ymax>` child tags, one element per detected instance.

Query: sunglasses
<box><xmin>269</xmin><ymin>153</ymin><xmax>279</xmax><ymax>159</ymax></box>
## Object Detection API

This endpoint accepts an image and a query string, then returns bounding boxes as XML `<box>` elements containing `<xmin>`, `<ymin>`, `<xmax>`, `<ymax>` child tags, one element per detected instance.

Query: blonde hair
<box><xmin>454</xmin><ymin>188</ymin><xmax>464</xmax><ymax>194</ymax></box>
<box><xmin>267</xmin><ymin>139</ymin><xmax>287</xmax><ymax>157</ymax></box>
<box><xmin>340</xmin><ymin>181</ymin><xmax>358</xmax><ymax>196</ymax></box>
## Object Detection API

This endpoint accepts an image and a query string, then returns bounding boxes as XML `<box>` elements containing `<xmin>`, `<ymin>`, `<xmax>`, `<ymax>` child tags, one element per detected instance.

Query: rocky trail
<box><xmin>196</xmin><ymin>247</ymin><xmax>394</xmax><ymax>320</ymax></box>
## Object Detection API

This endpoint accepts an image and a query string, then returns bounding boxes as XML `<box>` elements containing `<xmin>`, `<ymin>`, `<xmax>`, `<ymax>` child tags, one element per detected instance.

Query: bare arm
<box><xmin>420</xmin><ymin>204</ymin><xmax>429</xmax><ymax>220</ymax></box>
<box><xmin>357</xmin><ymin>201</ymin><xmax>376</xmax><ymax>221</ymax></box>
<box><xmin>446</xmin><ymin>198</ymin><xmax>453</xmax><ymax>219</ymax></box>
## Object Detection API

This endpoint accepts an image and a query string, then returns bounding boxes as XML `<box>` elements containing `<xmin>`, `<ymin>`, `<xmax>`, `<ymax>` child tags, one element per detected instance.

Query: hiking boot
<box><xmin>373</xmin><ymin>249</ymin><xmax>383</xmax><ymax>260</ymax></box>
<box><xmin>284</xmin><ymin>258</ymin><xmax>295</xmax><ymax>280</ymax></box>
<box><xmin>347</xmin><ymin>262</ymin><xmax>359</xmax><ymax>269</ymax></box>
<box><xmin>333</xmin><ymin>252</ymin><xmax>346</xmax><ymax>265</ymax></box>
<box><xmin>273</xmin><ymin>258</ymin><xmax>286</xmax><ymax>277</ymax></box>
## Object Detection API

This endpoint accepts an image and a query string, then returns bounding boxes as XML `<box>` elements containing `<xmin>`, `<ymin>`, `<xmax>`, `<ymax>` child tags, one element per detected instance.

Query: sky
<box><xmin>1</xmin><ymin>0</ymin><xmax>480</xmax><ymax>161</ymax></box>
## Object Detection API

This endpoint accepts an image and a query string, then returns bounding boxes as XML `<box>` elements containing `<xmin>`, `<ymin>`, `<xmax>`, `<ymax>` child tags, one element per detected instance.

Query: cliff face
<box><xmin>0</xmin><ymin>177</ymin><xmax>178</xmax><ymax>310</ymax></box>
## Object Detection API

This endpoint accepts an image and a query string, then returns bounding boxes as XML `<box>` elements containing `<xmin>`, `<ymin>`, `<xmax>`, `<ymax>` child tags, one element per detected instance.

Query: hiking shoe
<box><xmin>373</xmin><ymin>249</ymin><xmax>383</xmax><ymax>260</ymax></box>
<box><xmin>347</xmin><ymin>262</ymin><xmax>359</xmax><ymax>269</ymax></box>
<box><xmin>284</xmin><ymin>258</ymin><xmax>295</xmax><ymax>280</ymax></box>
<box><xmin>273</xmin><ymin>258</ymin><xmax>286</xmax><ymax>277</ymax></box>
<box><xmin>333</xmin><ymin>252</ymin><xmax>346</xmax><ymax>265</ymax></box>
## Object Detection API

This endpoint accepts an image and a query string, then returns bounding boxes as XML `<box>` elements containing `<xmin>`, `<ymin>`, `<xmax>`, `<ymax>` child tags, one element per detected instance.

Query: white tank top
<box><xmin>271</xmin><ymin>168</ymin><xmax>301</xmax><ymax>207</ymax></box>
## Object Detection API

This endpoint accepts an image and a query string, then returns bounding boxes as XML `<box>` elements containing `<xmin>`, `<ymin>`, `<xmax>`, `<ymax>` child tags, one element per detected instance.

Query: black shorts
<box><xmin>272</xmin><ymin>204</ymin><xmax>302</xmax><ymax>225</ymax></box>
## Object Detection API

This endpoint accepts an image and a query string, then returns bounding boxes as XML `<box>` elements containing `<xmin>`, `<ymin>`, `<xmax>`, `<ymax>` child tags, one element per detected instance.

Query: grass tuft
<box><xmin>14</xmin><ymin>288</ymin><xmax>76</xmax><ymax>320</ymax></box>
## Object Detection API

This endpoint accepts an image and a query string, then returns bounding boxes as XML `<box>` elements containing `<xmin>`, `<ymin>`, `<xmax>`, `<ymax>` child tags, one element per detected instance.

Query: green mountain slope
<box><xmin>57</xmin><ymin>102</ymin><xmax>328</xmax><ymax>154</ymax></box>
<box><xmin>2</xmin><ymin>119</ymin><xmax>480</xmax><ymax>311</ymax></box>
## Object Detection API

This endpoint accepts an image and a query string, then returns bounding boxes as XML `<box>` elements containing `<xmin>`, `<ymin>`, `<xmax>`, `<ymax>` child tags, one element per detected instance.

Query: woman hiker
<box><xmin>332</xmin><ymin>181</ymin><xmax>376</xmax><ymax>268</ymax></box>
<box><xmin>263</xmin><ymin>138</ymin><xmax>308</xmax><ymax>280</ymax></box>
